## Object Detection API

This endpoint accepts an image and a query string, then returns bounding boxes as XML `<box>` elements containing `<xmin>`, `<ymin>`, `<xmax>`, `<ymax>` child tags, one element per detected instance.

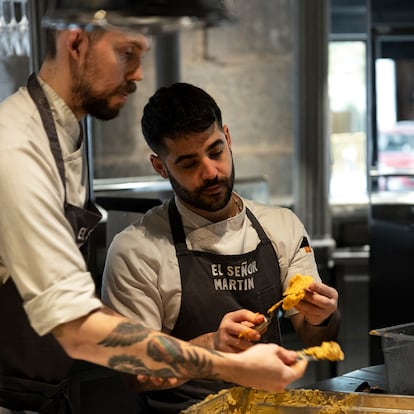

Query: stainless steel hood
<box><xmin>42</xmin><ymin>0</ymin><xmax>233</xmax><ymax>34</ymax></box>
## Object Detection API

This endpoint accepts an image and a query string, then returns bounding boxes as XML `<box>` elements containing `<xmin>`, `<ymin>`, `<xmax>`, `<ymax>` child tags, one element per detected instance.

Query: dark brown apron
<box><xmin>0</xmin><ymin>73</ymin><xmax>102</xmax><ymax>413</ymax></box>
<box><xmin>144</xmin><ymin>198</ymin><xmax>282</xmax><ymax>413</ymax></box>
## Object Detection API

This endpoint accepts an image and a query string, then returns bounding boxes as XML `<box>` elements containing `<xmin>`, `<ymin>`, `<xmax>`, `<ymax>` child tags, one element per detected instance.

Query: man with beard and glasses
<box><xmin>0</xmin><ymin>26</ymin><xmax>309</xmax><ymax>414</ymax></box>
<box><xmin>102</xmin><ymin>82</ymin><xmax>341</xmax><ymax>413</ymax></box>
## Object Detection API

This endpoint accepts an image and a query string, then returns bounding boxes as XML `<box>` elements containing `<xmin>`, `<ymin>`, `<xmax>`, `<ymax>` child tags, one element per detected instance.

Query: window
<box><xmin>329</xmin><ymin>41</ymin><xmax>367</xmax><ymax>202</ymax></box>
<box><xmin>374</xmin><ymin>56</ymin><xmax>414</xmax><ymax>191</ymax></box>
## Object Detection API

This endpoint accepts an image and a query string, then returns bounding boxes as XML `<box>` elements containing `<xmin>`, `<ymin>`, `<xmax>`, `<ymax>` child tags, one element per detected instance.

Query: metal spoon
<box><xmin>253</xmin><ymin>298</ymin><xmax>285</xmax><ymax>335</ymax></box>
<box><xmin>238</xmin><ymin>298</ymin><xmax>284</xmax><ymax>338</ymax></box>
<box><xmin>295</xmin><ymin>350</ymin><xmax>320</xmax><ymax>361</ymax></box>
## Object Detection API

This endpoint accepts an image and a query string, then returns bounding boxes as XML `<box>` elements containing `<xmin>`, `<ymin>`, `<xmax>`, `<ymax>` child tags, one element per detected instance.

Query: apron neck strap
<box><xmin>26</xmin><ymin>73</ymin><xmax>66</xmax><ymax>192</ymax></box>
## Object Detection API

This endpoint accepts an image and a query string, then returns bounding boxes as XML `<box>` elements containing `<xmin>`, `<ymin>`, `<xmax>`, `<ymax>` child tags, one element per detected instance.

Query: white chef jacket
<box><xmin>0</xmin><ymin>78</ymin><xmax>102</xmax><ymax>336</ymax></box>
<box><xmin>102</xmin><ymin>196</ymin><xmax>321</xmax><ymax>333</ymax></box>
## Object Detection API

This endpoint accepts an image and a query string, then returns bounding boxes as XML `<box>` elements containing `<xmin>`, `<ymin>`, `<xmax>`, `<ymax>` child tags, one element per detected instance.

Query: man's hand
<box><xmin>123</xmin><ymin>373</ymin><xmax>187</xmax><ymax>392</ymax></box>
<box><xmin>213</xmin><ymin>309</ymin><xmax>265</xmax><ymax>352</ymax></box>
<box><xmin>125</xmin><ymin>343</ymin><xmax>308</xmax><ymax>394</ymax></box>
<box><xmin>225</xmin><ymin>344</ymin><xmax>308</xmax><ymax>392</ymax></box>
<box><xmin>294</xmin><ymin>281</ymin><xmax>338</xmax><ymax>326</ymax></box>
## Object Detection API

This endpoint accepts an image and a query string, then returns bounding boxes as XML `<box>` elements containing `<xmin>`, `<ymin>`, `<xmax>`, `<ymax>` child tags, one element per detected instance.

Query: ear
<box><xmin>65</xmin><ymin>29</ymin><xmax>88</xmax><ymax>61</ymax></box>
<box><xmin>150</xmin><ymin>154</ymin><xmax>169</xmax><ymax>179</ymax></box>
<box><xmin>223</xmin><ymin>125</ymin><xmax>232</xmax><ymax>149</ymax></box>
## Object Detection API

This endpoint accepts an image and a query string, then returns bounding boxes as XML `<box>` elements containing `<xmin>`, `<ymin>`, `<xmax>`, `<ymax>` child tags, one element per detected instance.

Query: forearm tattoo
<box><xmin>98</xmin><ymin>322</ymin><xmax>149</xmax><ymax>347</ymax></box>
<box><xmin>99</xmin><ymin>322</ymin><xmax>222</xmax><ymax>380</ymax></box>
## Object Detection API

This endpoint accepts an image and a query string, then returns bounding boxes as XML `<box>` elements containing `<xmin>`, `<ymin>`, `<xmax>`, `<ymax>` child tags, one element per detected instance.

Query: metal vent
<box><xmin>42</xmin><ymin>0</ymin><xmax>234</xmax><ymax>34</ymax></box>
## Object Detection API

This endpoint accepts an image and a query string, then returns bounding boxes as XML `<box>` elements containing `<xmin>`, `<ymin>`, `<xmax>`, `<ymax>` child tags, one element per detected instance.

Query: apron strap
<box><xmin>27</xmin><ymin>73</ymin><xmax>66</xmax><ymax>192</ymax></box>
<box><xmin>245</xmin><ymin>208</ymin><xmax>272</xmax><ymax>244</ymax></box>
<box><xmin>168</xmin><ymin>198</ymin><xmax>190</xmax><ymax>256</ymax></box>
<box><xmin>168</xmin><ymin>197</ymin><xmax>273</xmax><ymax>254</ymax></box>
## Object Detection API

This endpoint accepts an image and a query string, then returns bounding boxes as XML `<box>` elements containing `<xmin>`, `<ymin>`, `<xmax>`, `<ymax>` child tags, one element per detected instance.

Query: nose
<box><xmin>126</xmin><ymin>63</ymin><xmax>144</xmax><ymax>82</ymax></box>
<box><xmin>201</xmin><ymin>158</ymin><xmax>218</xmax><ymax>181</ymax></box>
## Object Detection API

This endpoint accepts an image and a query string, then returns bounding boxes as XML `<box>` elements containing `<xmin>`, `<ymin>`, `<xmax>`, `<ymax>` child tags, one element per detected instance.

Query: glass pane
<box><xmin>329</xmin><ymin>41</ymin><xmax>367</xmax><ymax>202</ymax></box>
<box><xmin>376</xmin><ymin>57</ymin><xmax>414</xmax><ymax>192</ymax></box>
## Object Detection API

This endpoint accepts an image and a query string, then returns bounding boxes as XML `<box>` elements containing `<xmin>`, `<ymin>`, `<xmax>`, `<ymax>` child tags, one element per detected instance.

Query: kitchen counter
<box><xmin>304</xmin><ymin>364</ymin><xmax>386</xmax><ymax>393</ymax></box>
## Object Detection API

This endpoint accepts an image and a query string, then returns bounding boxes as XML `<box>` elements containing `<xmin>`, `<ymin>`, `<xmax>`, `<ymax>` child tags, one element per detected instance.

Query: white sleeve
<box><xmin>0</xmin><ymin>121</ymin><xmax>101</xmax><ymax>336</ymax></box>
<box><xmin>101</xmin><ymin>225</ymin><xmax>166</xmax><ymax>331</ymax></box>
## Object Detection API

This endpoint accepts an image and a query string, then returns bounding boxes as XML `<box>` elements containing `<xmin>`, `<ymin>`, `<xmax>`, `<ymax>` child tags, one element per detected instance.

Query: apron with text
<box><xmin>0</xmin><ymin>73</ymin><xmax>102</xmax><ymax>413</ymax></box>
<box><xmin>144</xmin><ymin>198</ymin><xmax>282</xmax><ymax>413</ymax></box>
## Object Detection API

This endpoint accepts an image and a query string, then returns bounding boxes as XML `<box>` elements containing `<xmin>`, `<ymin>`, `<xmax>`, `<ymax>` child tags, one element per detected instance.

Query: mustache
<box><xmin>198</xmin><ymin>177</ymin><xmax>228</xmax><ymax>192</ymax></box>
<box><xmin>116</xmin><ymin>81</ymin><xmax>137</xmax><ymax>95</ymax></box>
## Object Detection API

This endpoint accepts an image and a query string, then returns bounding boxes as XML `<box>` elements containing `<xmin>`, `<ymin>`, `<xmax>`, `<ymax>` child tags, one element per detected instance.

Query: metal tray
<box><xmin>181</xmin><ymin>387</ymin><xmax>414</xmax><ymax>413</ymax></box>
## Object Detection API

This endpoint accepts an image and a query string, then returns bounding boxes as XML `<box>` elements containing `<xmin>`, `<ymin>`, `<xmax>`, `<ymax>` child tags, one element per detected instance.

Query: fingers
<box><xmin>275</xmin><ymin>347</ymin><xmax>308</xmax><ymax>386</ymax></box>
<box><xmin>136</xmin><ymin>374</ymin><xmax>165</xmax><ymax>385</ymax></box>
<box><xmin>234</xmin><ymin>344</ymin><xmax>309</xmax><ymax>392</ymax></box>
<box><xmin>307</xmin><ymin>282</ymin><xmax>338</xmax><ymax>303</ymax></box>
<box><xmin>275</xmin><ymin>346</ymin><xmax>299</xmax><ymax>365</ymax></box>
<box><xmin>238</xmin><ymin>325</ymin><xmax>262</xmax><ymax>341</ymax></box>
<box><xmin>237</xmin><ymin>312</ymin><xmax>264</xmax><ymax>340</ymax></box>
<box><xmin>302</xmin><ymin>282</ymin><xmax>338</xmax><ymax>311</ymax></box>
<box><xmin>296</xmin><ymin>284</ymin><xmax>337</xmax><ymax>326</ymax></box>
<box><xmin>136</xmin><ymin>374</ymin><xmax>180</xmax><ymax>388</ymax></box>
<box><xmin>296</xmin><ymin>298</ymin><xmax>332</xmax><ymax>324</ymax></box>
<box><xmin>221</xmin><ymin>332</ymin><xmax>259</xmax><ymax>352</ymax></box>
<box><xmin>225</xmin><ymin>309</ymin><xmax>264</xmax><ymax>325</ymax></box>
<box><xmin>290</xmin><ymin>358</ymin><xmax>308</xmax><ymax>377</ymax></box>
<box><xmin>217</xmin><ymin>310</ymin><xmax>264</xmax><ymax>350</ymax></box>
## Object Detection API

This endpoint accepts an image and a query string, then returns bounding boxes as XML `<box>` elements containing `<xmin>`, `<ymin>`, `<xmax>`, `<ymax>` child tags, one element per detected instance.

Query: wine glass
<box><xmin>18</xmin><ymin>0</ymin><xmax>29</xmax><ymax>56</ymax></box>
<box><xmin>7</xmin><ymin>0</ymin><xmax>22</xmax><ymax>55</ymax></box>
<box><xmin>0</xmin><ymin>0</ymin><xmax>11</xmax><ymax>56</ymax></box>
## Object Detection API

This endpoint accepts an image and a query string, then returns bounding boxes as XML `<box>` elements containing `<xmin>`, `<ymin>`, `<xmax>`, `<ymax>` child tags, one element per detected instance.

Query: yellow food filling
<box><xmin>302</xmin><ymin>341</ymin><xmax>345</xmax><ymax>361</ymax></box>
<box><xmin>282</xmin><ymin>274</ymin><xmax>313</xmax><ymax>310</ymax></box>
<box><xmin>182</xmin><ymin>387</ymin><xmax>357</xmax><ymax>413</ymax></box>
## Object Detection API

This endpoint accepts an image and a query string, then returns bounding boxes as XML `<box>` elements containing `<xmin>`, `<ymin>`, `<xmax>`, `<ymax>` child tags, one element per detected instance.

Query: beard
<box><xmin>71</xmin><ymin>54</ymin><xmax>137</xmax><ymax>120</ymax></box>
<box><xmin>168</xmin><ymin>159</ymin><xmax>235</xmax><ymax>212</ymax></box>
<box><xmin>81</xmin><ymin>95</ymin><xmax>122</xmax><ymax>120</ymax></box>
<box><xmin>79</xmin><ymin>81</ymin><xmax>136</xmax><ymax>121</ymax></box>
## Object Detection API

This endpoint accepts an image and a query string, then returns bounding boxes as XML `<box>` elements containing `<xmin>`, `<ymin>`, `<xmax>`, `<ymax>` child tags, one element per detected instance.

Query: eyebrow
<box><xmin>128</xmin><ymin>41</ymin><xmax>146</xmax><ymax>52</ymax></box>
<box><xmin>119</xmin><ymin>39</ymin><xmax>149</xmax><ymax>52</ymax></box>
<box><xmin>174</xmin><ymin>138</ymin><xmax>224</xmax><ymax>165</ymax></box>
<box><xmin>133</xmin><ymin>40</ymin><xmax>149</xmax><ymax>51</ymax></box>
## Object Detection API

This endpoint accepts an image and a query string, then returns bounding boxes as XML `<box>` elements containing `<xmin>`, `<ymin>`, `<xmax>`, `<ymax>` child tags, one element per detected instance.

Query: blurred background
<box><xmin>1</xmin><ymin>0</ymin><xmax>414</xmax><ymax>408</ymax></box>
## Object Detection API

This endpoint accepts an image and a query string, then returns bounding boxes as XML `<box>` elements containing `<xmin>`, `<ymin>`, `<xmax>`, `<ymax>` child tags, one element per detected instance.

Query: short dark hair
<box><xmin>141</xmin><ymin>82</ymin><xmax>223</xmax><ymax>155</ymax></box>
